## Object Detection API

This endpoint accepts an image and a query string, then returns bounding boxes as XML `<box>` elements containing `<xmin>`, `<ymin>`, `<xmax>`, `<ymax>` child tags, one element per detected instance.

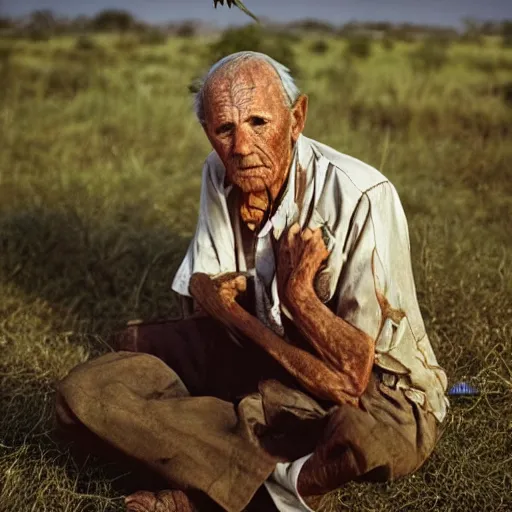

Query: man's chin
<box><xmin>231</xmin><ymin>176</ymin><xmax>268</xmax><ymax>193</ymax></box>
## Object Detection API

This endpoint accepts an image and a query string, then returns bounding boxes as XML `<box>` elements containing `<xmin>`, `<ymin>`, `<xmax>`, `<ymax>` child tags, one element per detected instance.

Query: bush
<box><xmin>75</xmin><ymin>35</ymin><xmax>97</xmax><ymax>51</ymax></box>
<box><xmin>27</xmin><ymin>28</ymin><xmax>51</xmax><ymax>42</ymax></box>
<box><xmin>278</xmin><ymin>30</ymin><xmax>302</xmax><ymax>45</ymax></box>
<box><xmin>0</xmin><ymin>46</ymin><xmax>14</xmax><ymax>101</ymax></box>
<box><xmin>503</xmin><ymin>20</ymin><xmax>512</xmax><ymax>48</ymax></box>
<box><xmin>0</xmin><ymin>17</ymin><xmax>13</xmax><ymax>30</ymax></box>
<box><xmin>390</xmin><ymin>28</ymin><xmax>414</xmax><ymax>43</ymax></box>
<box><xmin>114</xmin><ymin>35</ymin><xmax>139</xmax><ymax>52</ymax></box>
<box><xmin>176</xmin><ymin>22</ymin><xmax>196</xmax><ymax>38</ymax></box>
<box><xmin>91</xmin><ymin>9</ymin><xmax>135</xmax><ymax>32</ymax></box>
<box><xmin>288</xmin><ymin>19</ymin><xmax>336</xmax><ymax>34</ymax></box>
<box><xmin>208</xmin><ymin>24</ymin><xmax>298</xmax><ymax>75</ymax></box>
<box><xmin>41</xmin><ymin>64</ymin><xmax>107</xmax><ymax>98</ymax></box>
<box><xmin>315</xmin><ymin>58</ymin><xmax>360</xmax><ymax>99</ymax></box>
<box><xmin>25</xmin><ymin>10</ymin><xmax>56</xmax><ymax>40</ymax></box>
<box><xmin>344</xmin><ymin>36</ymin><xmax>372</xmax><ymax>59</ymax></box>
<box><xmin>381</xmin><ymin>36</ymin><xmax>395</xmax><ymax>51</ymax></box>
<box><xmin>139</xmin><ymin>29</ymin><xmax>167</xmax><ymax>46</ymax></box>
<box><xmin>45</xmin><ymin>65</ymin><xmax>93</xmax><ymax>97</ymax></box>
<box><xmin>309</xmin><ymin>39</ymin><xmax>329</xmax><ymax>54</ymax></box>
<box><xmin>409</xmin><ymin>40</ymin><xmax>448</xmax><ymax>72</ymax></box>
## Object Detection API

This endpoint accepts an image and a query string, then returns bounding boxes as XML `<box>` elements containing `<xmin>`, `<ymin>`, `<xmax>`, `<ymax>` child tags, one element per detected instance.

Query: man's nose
<box><xmin>232</xmin><ymin>126</ymin><xmax>252</xmax><ymax>156</ymax></box>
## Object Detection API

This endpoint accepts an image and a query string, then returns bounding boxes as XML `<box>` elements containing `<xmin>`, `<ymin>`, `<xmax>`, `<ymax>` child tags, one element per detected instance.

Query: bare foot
<box><xmin>125</xmin><ymin>490</ymin><xmax>196</xmax><ymax>512</ymax></box>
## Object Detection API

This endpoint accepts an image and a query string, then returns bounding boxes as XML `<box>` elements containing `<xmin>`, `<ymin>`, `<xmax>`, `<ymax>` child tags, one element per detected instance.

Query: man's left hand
<box><xmin>277</xmin><ymin>223</ymin><xmax>330</xmax><ymax>312</ymax></box>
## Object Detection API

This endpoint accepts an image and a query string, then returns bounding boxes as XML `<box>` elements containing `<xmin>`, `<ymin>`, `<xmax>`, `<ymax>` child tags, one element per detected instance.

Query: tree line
<box><xmin>0</xmin><ymin>9</ymin><xmax>511</xmax><ymax>46</ymax></box>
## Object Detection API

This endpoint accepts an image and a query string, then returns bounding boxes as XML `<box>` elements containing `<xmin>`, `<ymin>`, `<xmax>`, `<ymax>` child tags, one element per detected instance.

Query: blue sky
<box><xmin>1</xmin><ymin>0</ymin><xmax>511</xmax><ymax>28</ymax></box>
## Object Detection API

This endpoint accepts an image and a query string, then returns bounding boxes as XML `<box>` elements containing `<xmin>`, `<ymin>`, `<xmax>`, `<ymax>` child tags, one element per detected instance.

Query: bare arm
<box><xmin>279</xmin><ymin>225</ymin><xmax>376</xmax><ymax>397</ymax></box>
<box><xmin>287</xmin><ymin>285</ymin><xmax>375</xmax><ymax>398</ymax></box>
<box><xmin>189</xmin><ymin>272</ymin><xmax>361</xmax><ymax>406</ymax></box>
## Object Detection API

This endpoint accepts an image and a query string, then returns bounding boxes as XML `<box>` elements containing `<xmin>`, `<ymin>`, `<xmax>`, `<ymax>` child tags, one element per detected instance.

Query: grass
<box><xmin>0</xmin><ymin>32</ymin><xmax>511</xmax><ymax>511</ymax></box>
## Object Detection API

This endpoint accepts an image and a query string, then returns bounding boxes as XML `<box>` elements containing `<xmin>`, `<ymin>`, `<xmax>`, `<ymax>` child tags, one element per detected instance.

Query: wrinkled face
<box><xmin>202</xmin><ymin>60</ymin><xmax>296</xmax><ymax>196</ymax></box>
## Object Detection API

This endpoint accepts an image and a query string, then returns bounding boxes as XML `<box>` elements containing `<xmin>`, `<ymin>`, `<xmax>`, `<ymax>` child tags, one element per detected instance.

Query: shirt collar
<box><xmin>259</xmin><ymin>134</ymin><xmax>319</xmax><ymax>240</ymax></box>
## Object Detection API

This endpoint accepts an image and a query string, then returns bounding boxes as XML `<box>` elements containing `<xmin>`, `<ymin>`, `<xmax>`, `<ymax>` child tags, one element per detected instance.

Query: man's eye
<box><xmin>250</xmin><ymin>117</ymin><xmax>267</xmax><ymax>127</ymax></box>
<box><xmin>216</xmin><ymin>123</ymin><xmax>234</xmax><ymax>135</ymax></box>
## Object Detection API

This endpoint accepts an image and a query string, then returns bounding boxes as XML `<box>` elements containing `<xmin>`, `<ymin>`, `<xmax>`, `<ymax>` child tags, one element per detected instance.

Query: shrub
<box><xmin>45</xmin><ymin>65</ymin><xmax>93</xmax><ymax>97</ymax></box>
<box><xmin>344</xmin><ymin>36</ymin><xmax>372</xmax><ymax>59</ymax></box>
<box><xmin>381</xmin><ymin>36</ymin><xmax>395</xmax><ymax>51</ymax></box>
<box><xmin>207</xmin><ymin>24</ymin><xmax>298</xmax><ymax>75</ymax></box>
<box><xmin>391</xmin><ymin>27</ymin><xmax>414</xmax><ymax>43</ymax></box>
<box><xmin>278</xmin><ymin>30</ymin><xmax>302</xmax><ymax>45</ymax></box>
<box><xmin>176</xmin><ymin>22</ymin><xmax>196</xmax><ymax>38</ymax></box>
<box><xmin>0</xmin><ymin>46</ymin><xmax>14</xmax><ymax>101</ymax></box>
<box><xmin>0</xmin><ymin>17</ymin><xmax>13</xmax><ymax>30</ymax></box>
<box><xmin>42</xmin><ymin>64</ymin><xmax>107</xmax><ymax>98</ymax></box>
<box><xmin>288</xmin><ymin>19</ymin><xmax>336</xmax><ymax>34</ymax></box>
<box><xmin>0</xmin><ymin>45</ymin><xmax>13</xmax><ymax>65</ymax></box>
<box><xmin>75</xmin><ymin>35</ymin><xmax>97</xmax><ymax>51</ymax></box>
<box><xmin>488</xmin><ymin>81</ymin><xmax>512</xmax><ymax>106</ymax></box>
<box><xmin>91</xmin><ymin>9</ymin><xmax>135</xmax><ymax>32</ymax></box>
<box><xmin>114</xmin><ymin>35</ymin><xmax>139</xmax><ymax>52</ymax></box>
<box><xmin>473</xmin><ymin>56</ymin><xmax>512</xmax><ymax>74</ymax></box>
<box><xmin>139</xmin><ymin>29</ymin><xmax>167</xmax><ymax>46</ymax></box>
<box><xmin>409</xmin><ymin>40</ymin><xmax>448</xmax><ymax>72</ymax></box>
<box><xmin>27</xmin><ymin>28</ymin><xmax>51</xmax><ymax>42</ymax></box>
<box><xmin>502</xmin><ymin>20</ymin><xmax>512</xmax><ymax>48</ymax></box>
<box><xmin>309</xmin><ymin>39</ymin><xmax>329</xmax><ymax>54</ymax></box>
<box><xmin>24</xmin><ymin>10</ymin><xmax>55</xmax><ymax>40</ymax></box>
<box><xmin>315</xmin><ymin>58</ymin><xmax>360</xmax><ymax>99</ymax></box>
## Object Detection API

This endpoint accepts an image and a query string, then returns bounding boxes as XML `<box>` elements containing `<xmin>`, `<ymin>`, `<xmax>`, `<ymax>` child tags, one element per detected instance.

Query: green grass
<box><xmin>0</xmin><ymin>33</ymin><xmax>511</xmax><ymax>511</ymax></box>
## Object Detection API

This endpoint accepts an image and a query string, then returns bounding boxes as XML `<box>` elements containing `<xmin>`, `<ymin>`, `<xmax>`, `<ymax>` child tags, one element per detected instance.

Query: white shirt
<box><xmin>172</xmin><ymin>134</ymin><xmax>449</xmax><ymax>510</ymax></box>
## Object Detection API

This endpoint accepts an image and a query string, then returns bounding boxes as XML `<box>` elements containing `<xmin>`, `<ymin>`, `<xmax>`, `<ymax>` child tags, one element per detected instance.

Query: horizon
<box><xmin>1</xmin><ymin>0</ymin><xmax>511</xmax><ymax>29</ymax></box>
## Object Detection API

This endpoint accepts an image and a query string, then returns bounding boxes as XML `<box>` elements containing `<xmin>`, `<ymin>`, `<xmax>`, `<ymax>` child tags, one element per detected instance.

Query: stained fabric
<box><xmin>56</xmin><ymin>317</ymin><xmax>440</xmax><ymax>512</ymax></box>
<box><xmin>171</xmin><ymin>134</ymin><xmax>448</xmax><ymax>425</ymax></box>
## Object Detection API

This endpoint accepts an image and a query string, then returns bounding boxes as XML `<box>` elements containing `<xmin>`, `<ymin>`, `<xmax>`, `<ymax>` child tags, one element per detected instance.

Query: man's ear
<box><xmin>291</xmin><ymin>94</ymin><xmax>308</xmax><ymax>142</ymax></box>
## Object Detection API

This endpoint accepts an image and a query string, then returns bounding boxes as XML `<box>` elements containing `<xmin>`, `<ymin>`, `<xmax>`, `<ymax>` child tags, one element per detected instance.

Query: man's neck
<box><xmin>239</xmin><ymin>145</ymin><xmax>296</xmax><ymax>232</ymax></box>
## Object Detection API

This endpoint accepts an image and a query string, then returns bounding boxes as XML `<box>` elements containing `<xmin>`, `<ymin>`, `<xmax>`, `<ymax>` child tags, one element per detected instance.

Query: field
<box><xmin>0</xmin><ymin>28</ymin><xmax>511</xmax><ymax>511</ymax></box>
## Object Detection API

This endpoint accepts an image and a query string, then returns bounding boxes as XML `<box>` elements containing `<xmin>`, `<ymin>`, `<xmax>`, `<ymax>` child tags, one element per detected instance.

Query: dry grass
<box><xmin>0</xmin><ymin>32</ymin><xmax>511</xmax><ymax>511</ymax></box>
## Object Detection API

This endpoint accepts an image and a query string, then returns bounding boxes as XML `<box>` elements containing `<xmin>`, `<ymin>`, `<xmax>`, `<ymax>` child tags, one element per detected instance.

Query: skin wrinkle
<box><xmin>230</xmin><ymin>82</ymin><xmax>255</xmax><ymax>118</ymax></box>
<box><xmin>202</xmin><ymin>59</ymin><xmax>298</xmax><ymax>230</ymax></box>
<box><xmin>192</xmin><ymin>54</ymin><xmax>375</xmax><ymax>418</ymax></box>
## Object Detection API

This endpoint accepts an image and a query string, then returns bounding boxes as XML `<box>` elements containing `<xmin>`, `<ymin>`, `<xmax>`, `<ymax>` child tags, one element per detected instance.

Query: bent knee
<box><xmin>56</xmin><ymin>351</ymin><xmax>187</xmax><ymax>419</ymax></box>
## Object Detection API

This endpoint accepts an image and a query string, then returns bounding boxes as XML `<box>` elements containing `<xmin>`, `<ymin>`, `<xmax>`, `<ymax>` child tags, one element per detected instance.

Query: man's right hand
<box><xmin>211</xmin><ymin>272</ymin><xmax>248</xmax><ymax>304</ymax></box>
<box><xmin>190</xmin><ymin>272</ymin><xmax>248</xmax><ymax>318</ymax></box>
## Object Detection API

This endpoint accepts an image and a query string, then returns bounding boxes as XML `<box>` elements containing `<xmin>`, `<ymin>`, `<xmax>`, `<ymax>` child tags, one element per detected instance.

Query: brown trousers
<box><xmin>55</xmin><ymin>316</ymin><xmax>440</xmax><ymax>511</ymax></box>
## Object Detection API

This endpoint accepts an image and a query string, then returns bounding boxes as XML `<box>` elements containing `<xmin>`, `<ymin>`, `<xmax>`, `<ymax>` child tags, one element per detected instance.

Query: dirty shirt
<box><xmin>171</xmin><ymin>134</ymin><xmax>449</xmax><ymax>511</ymax></box>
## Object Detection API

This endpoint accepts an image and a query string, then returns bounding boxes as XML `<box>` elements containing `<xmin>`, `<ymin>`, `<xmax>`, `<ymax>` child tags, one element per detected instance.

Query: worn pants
<box><xmin>55</xmin><ymin>316</ymin><xmax>440</xmax><ymax>511</ymax></box>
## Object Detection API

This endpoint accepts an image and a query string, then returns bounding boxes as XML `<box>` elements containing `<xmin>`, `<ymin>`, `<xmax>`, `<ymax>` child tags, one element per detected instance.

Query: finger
<box><xmin>234</xmin><ymin>275</ymin><xmax>247</xmax><ymax>292</ymax></box>
<box><xmin>302</xmin><ymin>228</ymin><xmax>314</xmax><ymax>241</ymax></box>
<box><xmin>302</xmin><ymin>233</ymin><xmax>330</xmax><ymax>264</ymax></box>
<box><xmin>307</xmin><ymin>228</ymin><xmax>327</xmax><ymax>251</ymax></box>
<box><xmin>282</xmin><ymin>223</ymin><xmax>300</xmax><ymax>260</ymax></box>
<box><xmin>287</xmin><ymin>223</ymin><xmax>301</xmax><ymax>244</ymax></box>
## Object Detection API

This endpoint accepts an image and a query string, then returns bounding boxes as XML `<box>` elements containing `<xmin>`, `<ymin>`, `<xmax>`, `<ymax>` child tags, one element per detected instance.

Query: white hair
<box><xmin>193</xmin><ymin>51</ymin><xmax>300</xmax><ymax>125</ymax></box>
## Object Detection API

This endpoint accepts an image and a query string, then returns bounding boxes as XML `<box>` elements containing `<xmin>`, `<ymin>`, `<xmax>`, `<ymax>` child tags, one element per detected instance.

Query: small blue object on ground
<box><xmin>448</xmin><ymin>382</ymin><xmax>480</xmax><ymax>396</ymax></box>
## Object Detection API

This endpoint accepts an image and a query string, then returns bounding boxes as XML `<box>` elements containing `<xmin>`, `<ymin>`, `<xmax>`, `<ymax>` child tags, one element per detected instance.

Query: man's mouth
<box><xmin>237</xmin><ymin>165</ymin><xmax>268</xmax><ymax>173</ymax></box>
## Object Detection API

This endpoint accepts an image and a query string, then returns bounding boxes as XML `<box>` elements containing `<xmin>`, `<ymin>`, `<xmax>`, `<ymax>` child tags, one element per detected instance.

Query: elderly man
<box><xmin>55</xmin><ymin>52</ymin><xmax>449</xmax><ymax>512</ymax></box>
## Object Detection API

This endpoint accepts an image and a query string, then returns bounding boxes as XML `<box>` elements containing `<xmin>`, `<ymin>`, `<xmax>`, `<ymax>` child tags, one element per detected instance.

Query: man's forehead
<box><xmin>204</xmin><ymin>59</ymin><xmax>284</xmax><ymax>104</ymax></box>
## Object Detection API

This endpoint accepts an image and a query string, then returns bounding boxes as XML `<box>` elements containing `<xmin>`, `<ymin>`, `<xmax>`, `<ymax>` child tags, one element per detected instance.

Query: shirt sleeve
<box><xmin>333</xmin><ymin>181</ymin><xmax>427</xmax><ymax>345</ymax></box>
<box><xmin>333</xmin><ymin>181</ymin><xmax>448</xmax><ymax>418</ymax></box>
<box><xmin>171</xmin><ymin>159</ymin><xmax>237</xmax><ymax>297</ymax></box>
